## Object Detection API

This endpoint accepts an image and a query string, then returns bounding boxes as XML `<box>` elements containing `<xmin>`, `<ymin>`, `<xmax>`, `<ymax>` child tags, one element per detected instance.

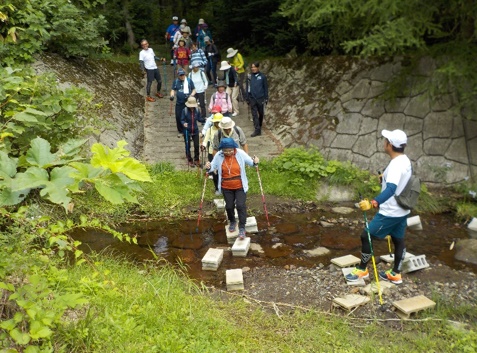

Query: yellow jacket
<box><xmin>230</xmin><ymin>53</ymin><xmax>245</xmax><ymax>74</ymax></box>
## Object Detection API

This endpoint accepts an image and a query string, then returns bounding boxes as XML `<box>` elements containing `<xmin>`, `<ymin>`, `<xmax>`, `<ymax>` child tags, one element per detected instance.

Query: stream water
<box><xmin>72</xmin><ymin>211</ymin><xmax>477</xmax><ymax>285</ymax></box>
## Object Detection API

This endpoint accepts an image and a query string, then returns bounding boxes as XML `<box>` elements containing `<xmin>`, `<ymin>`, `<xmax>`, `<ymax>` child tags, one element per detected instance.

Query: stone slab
<box><xmin>226</xmin><ymin>226</ymin><xmax>239</xmax><ymax>245</ymax></box>
<box><xmin>333</xmin><ymin>294</ymin><xmax>370</xmax><ymax>311</ymax></box>
<box><xmin>245</xmin><ymin>224</ymin><xmax>259</xmax><ymax>233</ymax></box>
<box><xmin>362</xmin><ymin>280</ymin><xmax>395</xmax><ymax>295</ymax></box>
<box><xmin>246</xmin><ymin>216</ymin><xmax>257</xmax><ymax>226</ymax></box>
<box><xmin>201</xmin><ymin>248</ymin><xmax>224</xmax><ymax>270</ymax></box>
<box><xmin>393</xmin><ymin>295</ymin><xmax>436</xmax><ymax>319</ymax></box>
<box><xmin>380</xmin><ymin>252</ymin><xmax>414</xmax><ymax>263</ymax></box>
<box><xmin>214</xmin><ymin>199</ymin><xmax>225</xmax><ymax>209</ymax></box>
<box><xmin>342</xmin><ymin>267</ymin><xmax>366</xmax><ymax>286</ymax></box>
<box><xmin>226</xmin><ymin>269</ymin><xmax>244</xmax><ymax>291</ymax></box>
<box><xmin>232</xmin><ymin>237</ymin><xmax>251</xmax><ymax>257</ymax></box>
<box><xmin>468</xmin><ymin>218</ymin><xmax>477</xmax><ymax>231</ymax></box>
<box><xmin>331</xmin><ymin>254</ymin><xmax>360</xmax><ymax>268</ymax></box>
<box><xmin>407</xmin><ymin>215</ymin><xmax>423</xmax><ymax>230</ymax></box>
<box><xmin>401</xmin><ymin>255</ymin><xmax>429</xmax><ymax>274</ymax></box>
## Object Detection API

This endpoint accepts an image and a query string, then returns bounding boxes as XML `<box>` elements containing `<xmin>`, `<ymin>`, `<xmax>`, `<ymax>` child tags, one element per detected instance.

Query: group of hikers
<box><xmin>140</xmin><ymin>16</ymin><xmax>412</xmax><ymax>285</ymax></box>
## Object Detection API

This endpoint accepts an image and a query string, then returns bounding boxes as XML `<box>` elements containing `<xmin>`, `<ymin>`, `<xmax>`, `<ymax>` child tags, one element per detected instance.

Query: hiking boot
<box><xmin>156</xmin><ymin>92</ymin><xmax>164</xmax><ymax>98</ymax></box>
<box><xmin>228</xmin><ymin>221</ymin><xmax>237</xmax><ymax>232</ymax></box>
<box><xmin>238</xmin><ymin>228</ymin><xmax>246</xmax><ymax>240</ymax></box>
<box><xmin>250</xmin><ymin>131</ymin><xmax>261</xmax><ymax>137</ymax></box>
<box><xmin>232</xmin><ymin>112</ymin><xmax>238</xmax><ymax>117</ymax></box>
<box><xmin>345</xmin><ymin>267</ymin><xmax>369</xmax><ymax>282</ymax></box>
<box><xmin>146</xmin><ymin>96</ymin><xmax>156</xmax><ymax>102</ymax></box>
<box><xmin>379</xmin><ymin>269</ymin><xmax>402</xmax><ymax>284</ymax></box>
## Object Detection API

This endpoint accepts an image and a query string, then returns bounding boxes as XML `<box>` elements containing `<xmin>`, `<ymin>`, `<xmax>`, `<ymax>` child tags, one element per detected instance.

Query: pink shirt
<box><xmin>208</xmin><ymin>91</ymin><xmax>232</xmax><ymax>113</ymax></box>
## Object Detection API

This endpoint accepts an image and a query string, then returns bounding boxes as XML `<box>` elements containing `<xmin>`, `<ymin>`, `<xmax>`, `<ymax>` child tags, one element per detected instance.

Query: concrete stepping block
<box><xmin>468</xmin><ymin>217</ymin><xmax>477</xmax><ymax>231</ymax></box>
<box><xmin>226</xmin><ymin>269</ymin><xmax>244</xmax><ymax>291</ymax></box>
<box><xmin>245</xmin><ymin>216</ymin><xmax>259</xmax><ymax>233</ymax></box>
<box><xmin>393</xmin><ymin>295</ymin><xmax>436</xmax><ymax>319</ymax></box>
<box><xmin>333</xmin><ymin>294</ymin><xmax>370</xmax><ymax>311</ymax></box>
<box><xmin>402</xmin><ymin>255</ymin><xmax>430</xmax><ymax>274</ymax></box>
<box><xmin>362</xmin><ymin>280</ymin><xmax>395</xmax><ymax>295</ymax></box>
<box><xmin>407</xmin><ymin>215</ymin><xmax>423</xmax><ymax>230</ymax></box>
<box><xmin>331</xmin><ymin>254</ymin><xmax>360</xmax><ymax>268</ymax></box>
<box><xmin>214</xmin><ymin>199</ymin><xmax>225</xmax><ymax>209</ymax></box>
<box><xmin>226</xmin><ymin>226</ymin><xmax>239</xmax><ymax>245</ymax></box>
<box><xmin>380</xmin><ymin>252</ymin><xmax>414</xmax><ymax>264</ymax></box>
<box><xmin>201</xmin><ymin>248</ymin><xmax>224</xmax><ymax>271</ymax></box>
<box><xmin>342</xmin><ymin>267</ymin><xmax>366</xmax><ymax>286</ymax></box>
<box><xmin>232</xmin><ymin>236</ymin><xmax>251</xmax><ymax>257</ymax></box>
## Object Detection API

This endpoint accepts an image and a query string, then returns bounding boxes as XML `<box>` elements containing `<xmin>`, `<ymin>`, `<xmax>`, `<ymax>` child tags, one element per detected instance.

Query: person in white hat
<box><xmin>226</xmin><ymin>47</ymin><xmax>245</xmax><ymax>100</ymax></box>
<box><xmin>219</xmin><ymin>60</ymin><xmax>240</xmax><ymax>116</ymax></box>
<box><xmin>181</xmin><ymin>96</ymin><xmax>204</xmax><ymax>167</ymax></box>
<box><xmin>211</xmin><ymin>116</ymin><xmax>248</xmax><ymax>155</ymax></box>
<box><xmin>346</xmin><ymin>129</ymin><xmax>412</xmax><ymax>285</ymax></box>
<box><xmin>165</xmin><ymin>16</ymin><xmax>180</xmax><ymax>65</ymax></box>
<box><xmin>180</xmin><ymin>18</ymin><xmax>191</xmax><ymax>36</ymax></box>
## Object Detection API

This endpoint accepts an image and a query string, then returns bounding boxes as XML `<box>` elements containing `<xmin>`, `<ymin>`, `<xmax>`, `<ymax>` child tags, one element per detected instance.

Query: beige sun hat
<box><xmin>219</xmin><ymin>116</ymin><xmax>235</xmax><ymax>129</ymax></box>
<box><xmin>185</xmin><ymin>96</ymin><xmax>198</xmax><ymax>108</ymax></box>
<box><xmin>226</xmin><ymin>48</ymin><xmax>238</xmax><ymax>58</ymax></box>
<box><xmin>219</xmin><ymin>61</ymin><xmax>231</xmax><ymax>71</ymax></box>
<box><xmin>198</xmin><ymin>18</ymin><xmax>205</xmax><ymax>24</ymax></box>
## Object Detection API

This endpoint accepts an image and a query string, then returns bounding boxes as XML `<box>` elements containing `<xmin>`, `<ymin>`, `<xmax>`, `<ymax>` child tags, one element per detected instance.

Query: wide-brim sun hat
<box><xmin>219</xmin><ymin>61</ymin><xmax>231</xmax><ymax>71</ymax></box>
<box><xmin>185</xmin><ymin>96</ymin><xmax>198</xmax><ymax>108</ymax></box>
<box><xmin>219</xmin><ymin>117</ymin><xmax>235</xmax><ymax>129</ymax></box>
<box><xmin>218</xmin><ymin>137</ymin><xmax>238</xmax><ymax>150</ymax></box>
<box><xmin>382</xmin><ymin>129</ymin><xmax>407</xmax><ymax>148</ymax></box>
<box><xmin>198</xmin><ymin>18</ymin><xmax>205</xmax><ymax>24</ymax></box>
<box><xmin>204</xmin><ymin>36</ymin><xmax>211</xmax><ymax>42</ymax></box>
<box><xmin>226</xmin><ymin>48</ymin><xmax>238</xmax><ymax>58</ymax></box>
<box><xmin>191</xmin><ymin>62</ymin><xmax>200</xmax><ymax>68</ymax></box>
<box><xmin>181</xmin><ymin>27</ymin><xmax>190</xmax><ymax>33</ymax></box>
<box><xmin>212</xmin><ymin>113</ymin><xmax>223</xmax><ymax>122</ymax></box>
<box><xmin>181</xmin><ymin>18</ymin><xmax>187</xmax><ymax>23</ymax></box>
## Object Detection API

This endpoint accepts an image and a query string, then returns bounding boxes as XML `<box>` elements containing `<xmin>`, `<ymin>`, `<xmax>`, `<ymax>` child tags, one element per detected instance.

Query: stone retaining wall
<box><xmin>263</xmin><ymin>57</ymin><xmax>477</xmax><ymax>184</ymax></box>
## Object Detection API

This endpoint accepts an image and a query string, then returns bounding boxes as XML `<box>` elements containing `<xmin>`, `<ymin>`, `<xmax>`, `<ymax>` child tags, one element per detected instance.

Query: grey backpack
<box><xmin>395</xmin><ymin>174</ymin><xmax>421</xmax><ymax>210</ymax></box>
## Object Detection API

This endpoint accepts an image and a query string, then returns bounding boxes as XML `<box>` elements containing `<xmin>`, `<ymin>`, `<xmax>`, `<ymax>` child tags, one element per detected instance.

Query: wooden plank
<box><xmin>393</xmin><ymin>295</ymin><xmax>436</xmax><ymax>319</ymax></box>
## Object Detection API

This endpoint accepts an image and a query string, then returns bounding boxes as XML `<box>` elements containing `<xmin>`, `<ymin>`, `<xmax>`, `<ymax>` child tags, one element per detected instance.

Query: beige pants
<box><xmin>226</xmin><ymin>85</ymin><xmax>240</xmax><ymax>114</ymax></box>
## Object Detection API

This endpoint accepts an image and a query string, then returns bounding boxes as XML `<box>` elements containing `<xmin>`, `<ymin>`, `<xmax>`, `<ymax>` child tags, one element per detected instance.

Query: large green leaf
<box><xmin>69</xmin><ymin>162</ymin><xmax>104</xmax><ymax>180</ymax></box>
<box><xmin>39</xmin><ymin>166</ymin><xmax>76</xmax><ymax>209</ymax></box>
<box><xmin>57</xmin><ymin>138</ymin><xmax>88</xmax><ymax>158</ymax></box>
<box><xmin>94</xmin><ymin>174</ymin><xmax>137</xmax><ymax>204</ymax></box>
<box><xmin>0</xmin><ymin>151</ymin><xmax>17</xmax><ymax>178</ymax></box>
<box><xmin>12</xmin><ymin>107</ymin><xmax>49</xmax><ymax>122</ymax></box>
<box><xmin>11</xmin><ymin>167</ymin><xmax>49</xmax><ymax>191</ymax></box>
<box><xmin>25</xmin><ymin>137</ymin><xmax>55</xmax><ymax>167</ymax></box>
<box><xmin>115</xmin><ymin>158</ymin><xmax>151</xmax><ymax>182</ymax></box>
<box><xmin>0</xmin><ymin>177</ymin><xmax>29</xmax><ymax>206</ymax></box>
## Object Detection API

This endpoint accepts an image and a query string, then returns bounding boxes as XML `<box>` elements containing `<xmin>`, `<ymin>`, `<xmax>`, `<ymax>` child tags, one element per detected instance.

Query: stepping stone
<box><xmin>401</xmin><ymin>255</ymin><xmax>430</xmax><ymax>274</ymax></box>
<box><xmin>226</xmin><ymin>225</ymin><xmax>239</xmax><ymax>245</ymax></box>
<box><xmin>250</xmin><ymin>243</ymin><xmax>264</xmax><ymax>254</ymax></box>
<box><xmin>407</xmin><ymin>215</ymin><xmax>423</xmax><ymax>230</ymax></box>
<box><xmin>226</xmin><ymin>269</ymin><xmax>244</xmax><ymax>291</ymax></box>
<box><xmin>304</xmin><ymin>247</ymin><xmax>330</xmax><ymax>257</ymax></box>
<box><xmin>333</xmin><ymin>294</ymin><xmax>370</xmax><ymax>311</ymax></box>
<box><xmin>214</xmin><ymin>199</ymin><xmax>225</xmax><ymax>209</ymax></box>
<box><xmin>342</xmin><ymin>267</ymin><xmax>366</xmax><ymax>286</ymax></box>
<box><xmin>201</xmin><ymin>248</ymin><xmax>224</xmax><ymax>271</ymax></box>
<box><xmin>362</xmin><ymin>280</ymin><xmax>395</xmax><ymax>295</ymax></box>
<box><xmin>392</xmin><ymin>295</ymin><xmax>436</xmax><ymax>319</ymax></box>
<box><xmin>245</xmin><ymin>216</ymin><xmax>259</xmax><ymax>233</ymax></box>
<box><xmin>468</xmin><ymin>217</ymin><xmax>477</xmax><ymax>231</ymax></box>
<box><xmin>380</xmin><ymin>252</ymin><xmax>414</xmax><ymax>264</ymax></box>
<box><xmin>331</xmin><ymin>254</ymin><xmax>360</xmax><ymax>268</ymax></box>
<box><xmin>232</xmin><ymin>236</ymin><xmax>251</xmax><ymax>257</ymax></box>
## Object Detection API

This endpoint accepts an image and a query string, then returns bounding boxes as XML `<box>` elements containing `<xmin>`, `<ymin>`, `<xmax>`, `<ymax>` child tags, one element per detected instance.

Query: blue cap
<box><xmin>178</xmin><ymin>68</ymin><xmax>186</xmax><ymax>75</ymax></box>
<box><xmin>218</xmin><ymin>137</ymin><xmax>238</xmax><ymax>150</ymax></box>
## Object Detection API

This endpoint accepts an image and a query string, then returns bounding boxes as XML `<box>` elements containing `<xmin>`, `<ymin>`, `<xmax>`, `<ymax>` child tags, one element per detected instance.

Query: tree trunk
<box><xmin>123</xmin><ymin>0</ymin><xmax>136</xmax><ymax>50</ymax></box>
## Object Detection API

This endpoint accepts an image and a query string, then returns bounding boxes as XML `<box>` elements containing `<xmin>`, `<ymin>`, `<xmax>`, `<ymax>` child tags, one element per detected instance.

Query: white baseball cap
<box><xmin>382</xmin><ymin>129</ymin><xmax>407</xmax><ymax>148</ymax></box>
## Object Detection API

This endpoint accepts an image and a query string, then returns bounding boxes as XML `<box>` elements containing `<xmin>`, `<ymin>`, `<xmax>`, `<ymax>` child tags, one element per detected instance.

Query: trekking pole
<box><xmin>169</xmin><ymin>100</ymin><xmax>173</xmax><ymax>128</ymax></box>
<box><xmin>163</xmin><ymin>60</ymin><xmax>167</xmax><ymax>96</ymax></box>
<box><xmin>196</xmin><ymin>170</ymin><xmax>208</xmax><ymax>233</ymax></box>
<box><xmin>386</xmin><ymin>235</ymin><xmax>393</xmax><ymax>258</ymax></box>
<box><xmin>359</xmin><ymin>195</ymin><xmax>384</xmax><ymax>305</ymax></box>
<box><xmin>197</xmin><ymin>135</ymin><xmax>202</xmax><ymax>178</ymax></box>
<box><xmin>185</xmin><ymin>128</ymin><xmax>190</xmax><ymax>170</ymax></box>
<box><xmin>254</xmin><ymin>160</ymin><xmax>270</xmax><ymax>227</ymax></box>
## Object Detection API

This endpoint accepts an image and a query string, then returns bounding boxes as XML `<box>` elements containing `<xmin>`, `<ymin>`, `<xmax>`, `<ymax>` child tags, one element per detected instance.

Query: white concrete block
<box><xmin>407</xmin><ymin>215</ymin><xmax>423</xmax><ymax>230</ymax></box>
<box><xmin>342</xmin><ymin>267</ymin><xmax>366</xmax><ymax>286</ymax></box>
<box><xmin>468</xmin><ymin>218</ymin><xmax>477</xmax><ymax>231</ymax></box>
<box><xmin>380</xmin><ymin>252</ymin><xmax>415</xmax><ymax>263</ymax></box>
<box><xmin>226</xmin><ymin>269</ymin><xmax>244</xmax><ymax>291</ymax></box>
<box><xmin>214</xmin><ymin>199</ymin><xmax>225</xmax><ymax>209</ymax></box>
<box><xmin>201</xmin><ymin>248</ymin><xmax>224</xmax><ymax>271</ymax></box>
<box><xmin>232</xmin><ymin>236</ymin><xmax>251</xmax><ymax>257</ymax></box>
<box><xmin>246</xmin><ymin>216</ymin><xmax>257</xmax><ymax>227</ymax></box>
<box><xmin>226</xmin><ymin>225</ymin><xmax>239</xmax><ymax>245</ymax></box>
<box><xmin>245</xmin><ymin>224</ymin><xmax>259</xmax><ymax>233</ymax></box>
<box><xmin>401</xmin><ymin>255</ymin><xmax>429</xmax><ymax>274</ymax></box>
<box><xmin>331</xmin><ymin>254</ymin><xmax>360</xmax><ymax>268</ymax></box>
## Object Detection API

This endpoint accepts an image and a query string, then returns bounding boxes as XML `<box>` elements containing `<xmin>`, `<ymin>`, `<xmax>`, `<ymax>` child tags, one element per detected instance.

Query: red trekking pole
<box><xmin>196</xmin><ymin>170</ymin><xmax>208</xmax><ymax>233</ymax></box>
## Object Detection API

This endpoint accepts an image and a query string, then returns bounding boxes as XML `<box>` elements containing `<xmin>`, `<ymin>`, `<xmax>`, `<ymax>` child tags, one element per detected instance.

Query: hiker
<box><xmin>180</xmin><ymin>27</ymin><xmax>193</xmax><ymax>49</ymax></box>
<box><xmin>180</xmin><ymin>19</ymin><xmax>191</xmax><ymax>37</ymax></box>
<box><xmin>208</xmin><ymin>80</ymin><xmax>232</xmax><ymax>117</ymax></box>
<box><xmin>173</xmin><ymin>24</ymin><xmax>185</xmax><ymax>50</ymax></box>
<box><xmin>206</xmin><ymin>137</ymin><xmax>260</xmax><ymax>240</ymax></box>
<box><xmin>139</xmin><ymin>39</ymin><xmax>164</xmax><ymax>102</ymax></box>
<box><xmin>165</xmin><ymin>16</ymin><xmax>180</xmax><ymax>65</ymax></box>
<box><xmin>195</xmin><ymin>19</ymin><xmax>212</xmax><ymax>50</ymax></box>
<box><xmin>174</xmin><ymin>38</ymin><xmax>191</xmax><ymax>71</ymax></box>
<box><xmin>181</xmin><ymin>96</ymin><xmax>204</xmax><ymax>167</ymax></box>
<box><xmin>201</xmin><ymin>105</ymin><xmax>222</xmax><ymax>137</ymax></box>
<box><xmin>170</xmin><ymin>68</ymin><xmax>196</xmax><ymax>137</ymax></box>
<box><xmin>190</xmin><ymin>42</ymin><xmax>207</xmax><ymax>70</ymax></box>
<box><xmin>226</xmin><ymin>47</ymin><xmax>245</xmax><ymax>101</ymax></box>
<box><xmin>211</xmin><ymin>116</ymin><xmax>248</xmax><ymax>155</ymax></box>
<box><xmin>219</xmin><ymin>60</ymin><xmax>240</xmax><ymax>117</ymax></box>
<box><xmin>204</xmin><ymin>36</ymin><xmax>219</xmax><ymax>86</ymax></box>
<box><xmin>346</xmin><ymin>129</ymin><xmax>412</xmax><ymax>285</ymax></box>
<box><xmin>246</xmin><ymin>62</ymin><xmax>268</xmax><ymax>137</ymax></box>
<box><xmin>202</xmin><ymin>113</ymin><xmax>223</xmax><ymax>194</ymax></box>
<box><xmin>188</xmin><ymin>62</ymin><xmax>208</xmax><ymax>117</ymax></box>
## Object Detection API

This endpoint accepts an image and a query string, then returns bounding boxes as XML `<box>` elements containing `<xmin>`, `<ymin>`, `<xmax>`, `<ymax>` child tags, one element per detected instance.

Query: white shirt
<box><xmin>189</xmin><ymin>70</ymin><xmax>207</xmax><ymax>93</ymax></box>
<box><xmin>379</xmin><ymin>154</ymin><xmax>412</xmax><ymax>217</ymax></box>
<box><xmin>139</xmin><ymin>48</ymin><xmax>157</xmax><ymax>70</ymax></box>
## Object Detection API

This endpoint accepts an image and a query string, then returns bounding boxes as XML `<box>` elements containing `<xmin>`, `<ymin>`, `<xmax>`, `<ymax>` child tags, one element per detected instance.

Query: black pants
<box><xmin>206</xmin><ymin>58</ymin><xmax>217</xmax><ymax>85</ymax></box>
<box><xmin>359</xmin><ymin>230</ymin><xmax>406</xmax><ymax>273</ymax></box>
<box><xmin>208</xmin><ymin>153</ymin><xmax>219</xmax><ymax>191</ymax></box>
<box><xmin>146</xmin><ymin>69</ymin><xmax>161</xmax><ymax>96</ymax></box>
<box><xmin>196</xmin><ymin>91</ymin><xmax>206</xmax><ymax>118</ymax></box>
<box><xmin>222</xmin><ymin>188</ymin><xmax>247</xmax><ymax>230</ymax></box>
<box><xmin>184</xmin><ymin>132</ymin><xmax>199</xmax><ymax>162</ymax></box>
<box><xmin>250</xmin><ymin>98</ymin><xmax>265</xmax><ymax>133</ymax></box>
<box><xmin>175</xmin><ymin>103</ymin><xmax>186</xmax><ymax>133</ymax></box>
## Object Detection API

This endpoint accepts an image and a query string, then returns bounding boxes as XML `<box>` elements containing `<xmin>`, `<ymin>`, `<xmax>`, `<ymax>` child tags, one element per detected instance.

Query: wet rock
<box><xmin>265</xmin><ymin>243</ymin><xmax>293</xmax><ymax>258</ymax></box>
<box><xmin>331</xmin><ymin>207</ymin><xmax>355</xmax><ymax>215</ymax></box>
<box><xmin>454</xmin><ymin>239</ymin><xmax>477</xmax><ymax>265</ymax></box>
<box><xmin>250</xmin><ymin>243</ymin><xmax>264</xmax><ymax>254</ymax></box>
<box><xmin>304</xmin><ymin>247</ymin><xmax>330</xmax><ymax>257</ymax></box>
<box><xmin>153</xmin><ymin>236</ymin><xmax>168</xmax><ymax>254</ymax></box>
<box><xmin>320</xmin><ymin>221</ymin><xmax>334</xmax><ymax>228</ymax></box>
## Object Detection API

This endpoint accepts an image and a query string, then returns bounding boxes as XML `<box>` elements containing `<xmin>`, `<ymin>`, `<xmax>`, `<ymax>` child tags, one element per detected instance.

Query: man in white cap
<box><xmin>346</xmin><ymin>129</ymin><xmax>412</xmax><ymax>285</ymax></box>
<box><xmin>212</xmin><ymin>116</ymin><xmax>248</xmax><ymax>155</ymax></box>
<box><xmin>165</xmin><ymin>16</ymin><xmax>180</xmax><ymax>65</ymax></box>
<box><xmin>219</xmin><ymin>60</ymin><xmax>239</xmax><ymax>116</ymax></box>
<box><xmin>226</xmin><ymin>47</ymin><xmax>245</xmax><ymax>100</ymax></box>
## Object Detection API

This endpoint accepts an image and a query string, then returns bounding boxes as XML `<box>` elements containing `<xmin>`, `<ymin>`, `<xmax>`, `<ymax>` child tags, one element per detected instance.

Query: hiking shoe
<box><xmin>379</xmin><ymin>269</ymin><xmax>402</xmax><ymax>284</ymax></box>
<box><xmin>250</xmin><ymin>131</ymin><xmax>261</xmax><ymax>137</ymax></box>
<box><xmin>208</xmin><ymin>175</ymin><xmax>213</xmax><ymax>180</ymax></box>
<box><xmin>232</xmin><ymin>112</ymin><xmax>238</xmax><ymax>117</ymax></box>
<box><xmin>146</xmin><ymin>96</ymin><xmax>156</xmax><ymax>102</ymax></box>
<box><xmin>156</xmin><ymin>92</ymin><xmax>164</xmax><ymax>98</ymax></box>
<box><xmin>228</xmin><ymin>221</ymin><xmax>237</xmax><ymax>232</ymax></box>
<box><xmin>345</xmin><ymin>267</ymin><xmax>369</xmax><ymax>282</ymax></box>
<box><xmin>238</xmin><ymin>228</ymin><xmax>246</xmax><ymax>240</ymax></box>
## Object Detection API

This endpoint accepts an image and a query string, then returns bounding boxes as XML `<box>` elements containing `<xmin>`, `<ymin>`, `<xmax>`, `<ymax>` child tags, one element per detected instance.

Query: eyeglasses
<box><xmin>223</xmin><ymin>149</ymin><xmax>234</xmax><ymax>154</ymax></box>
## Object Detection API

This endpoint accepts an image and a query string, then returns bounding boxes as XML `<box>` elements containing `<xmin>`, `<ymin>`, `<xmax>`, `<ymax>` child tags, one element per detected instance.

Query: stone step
<box><xmin>332</xmin><ymin>294</ymin><xmax>370</xmax><ymax>311</ymax></box>
<box><xmin>331</xmin><ymin>254</ymin><xmax>360</xmax><ymax>268</ymax></box>
<box><xmin>201</xmin><ymin>248</ymin><xmax>224</xmax><ymax>271</ymax></box>
<box><xmin>232</xmin><ymin>236</ymin><xmax>251</xmax><ymax>257</ymax></box>
<box><xmin>407</xmin><ymin>215</ymin><xmax>423</xmax><ymax>230</ymax></box>
<box><xmin>226</xmin><ymin>269</ymin><xmax>244</xmax><ymax>291</ymax></box>
<box><xmin>226</xmin><ymin>225</ymin><xmax>239</xmax><ymax>245</ymax></box>
<box><xmin>392</xmin><ymin>295</ymin><xmax>436</xmax><ymax>319</ymax></box>
<box><xmin>380</xmin><ymin>252</ymin><xmax>415</xmax><ymax>264</ymax></box>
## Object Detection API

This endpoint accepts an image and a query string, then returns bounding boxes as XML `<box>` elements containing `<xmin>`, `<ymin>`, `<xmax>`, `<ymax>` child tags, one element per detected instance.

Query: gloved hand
<box><xmin>170</xmin><ymin>96</ymin><xmax>174</xmax><ymax>101</ymax></box>
<box><xmin>252</xmin><ymin>155</ymin><xmax>259</xmax><ymax>164</ymax></box>
<box><xmin>359</xmin><ymin>199</ymin><xmax>377</xmax><ymax>211</ymax></box>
